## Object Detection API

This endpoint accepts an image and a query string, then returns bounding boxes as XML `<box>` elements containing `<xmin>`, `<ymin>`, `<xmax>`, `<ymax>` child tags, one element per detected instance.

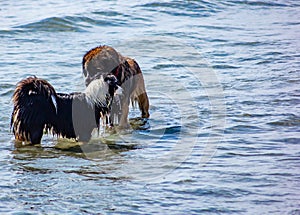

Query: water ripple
<box><xmin>15</xmin><ymin>17</ymin><xmax>86</xmax><ymax>32</ymax></box>
<box><xmin>227</xmin><ymin>0</ymin><xmax>292</xmax><ymax>7</ymax></box>
<box><xmin>1</xmin><ymin>0</ymin><xmax>300</xmax><ymax>214</ymax></box>
<box><xmin>137</xmin><ymin>1</ymin><xmax>221</xmax><ymax>17</ymax></box>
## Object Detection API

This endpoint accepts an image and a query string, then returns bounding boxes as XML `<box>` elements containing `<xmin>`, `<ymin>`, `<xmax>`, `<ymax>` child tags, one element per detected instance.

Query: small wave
<box><xmin>225</xmin><ymin>125</ymin><xmax>262</xmax><ymax>134</ymax></box>
<box><xmin>212</xmin><ymin>64</ymin><xmax>240</xmax><ymax>69</ymax></box>
<box><xmin>228</xmin><ymin>1</ymin><xmax>289</xmax><ymax>7</ymax></box>
<box><xmin>0</xmin><ymin>89</ymin><xmax>14</xmax><ymax>97</ymax></box>
<box><xmin>226</xmin><ymin>152</ymin><xmax>286</xmax><ymax>157</ymax></box>
<box><xmin>14</xmin><ymin>14</ymin><xmax>138</xmax><ymax>33</ymax></box>
<box><xmin>0</xmin><ymin>83</ymin><xmax>15</xmax><ymax>97</ymax></box>
<box><xmin>229</xmin><ymin>41</ymin><xmax>266</xmax><ymax>47</ymax></box>
<box><xmin>65</xmin><ymin>15</ymin><xmax>126</xmax><ymax>27</ymax></box>
<box><xmin>92</xmin><ymin>10</ymin><xmax>123</xmax><ymax>17</ymax></box>
<box><xmin>152</xmin><ymin>64</ymin><xmax>184</xmax><ymax>70</ymax></box>
<box><xmin>0</xmin><ymin>83</ymin><xmax>14</xmax><ymax>89</ymax></box>
<box><xmin>137</xmin><ymin>1</ymin><xmax>221</xmax><ymax>17</ymax></box>
<box><xmin>267</xmin><ymin>117</ymin><xmax>300</xmax><ymax>127</ymax></box>
<box><xmin>199</xmin><ymin>25</ymin><xmax>244</xmax><ymax>31</ymax></box>
<box><xmin>148</xmin><ymin>125</ymin><xmax>182</xmax><ymax>135</ymax></box>
<box><xmin>170</xmin><ymin>186</ymin><xmax>252</xmax><ymax>199</ymax></box>
<box><xmin>14</xmin><ymin>16</ymin><xmax>87</xmax><ymax>32</ymax></box>
<box><xmin>91</xmin><ymin>10</ymin><xmax>153</xmax><ymax>27</ymax></box>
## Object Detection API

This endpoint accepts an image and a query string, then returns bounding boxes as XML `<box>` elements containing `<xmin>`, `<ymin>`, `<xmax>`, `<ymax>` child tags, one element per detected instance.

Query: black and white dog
<box><xmin>11</xmin><ymin>75</ymin><xmax>120</xmax><ymax>144</ymax></box>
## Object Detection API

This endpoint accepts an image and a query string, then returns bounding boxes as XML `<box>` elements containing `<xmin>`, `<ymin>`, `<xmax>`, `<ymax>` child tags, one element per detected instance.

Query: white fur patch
<box><xmin>84</xmin><ymin>76</ymin><xmax>108</xmax><ymax>106</ymax></box>
<box><xmin>115</xmin><ymin>85</ymin><xmax>123</xmax><ymax>96</ymax></box>
<box><xmin>51</xmin><ymin>95</ymin><xmax>58</xmax><ymax>114</ymax></box>
<box><xmin>28</xmin><ymin>90</ymin><xmax>37</xmax><ymax>95</ymax></box>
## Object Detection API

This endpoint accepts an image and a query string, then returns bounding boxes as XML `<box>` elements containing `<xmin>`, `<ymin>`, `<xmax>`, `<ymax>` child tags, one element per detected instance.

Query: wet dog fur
<box><xmin>11</xmin><ymin>75</ymin><xmax>119</xmax><ymax>144</ymax></box>
<box><xmin>82</xmin><ymin>45</ymin><xmax>150</xmax><ymax>128</ymax></box>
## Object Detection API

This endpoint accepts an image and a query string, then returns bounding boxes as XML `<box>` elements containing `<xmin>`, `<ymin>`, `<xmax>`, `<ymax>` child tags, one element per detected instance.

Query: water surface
<box><xmin>0</xmin><ymin>0</ymin><xmax>299</xmax><ymax>214</ymax></box>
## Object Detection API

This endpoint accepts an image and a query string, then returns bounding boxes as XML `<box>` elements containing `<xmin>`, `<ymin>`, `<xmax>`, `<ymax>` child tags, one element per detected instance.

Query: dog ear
<box><xmin>104</xmin><ymin>74</ymin><xmax>123</xmax><ymax>99</ymax></box>
<box><xmin>104</xmin><ymin>74</ymin><xmax>119</xmax><ymax>86</ymax></box>
<box><xmin>103</xmin><ymin>75</ymin><xmax>110</xmax><ymax>84</ymax></box>
<box><xmin>124</xmin><ymin>60</ymin><xmax>130</xmax><ymax>68</ymax></box>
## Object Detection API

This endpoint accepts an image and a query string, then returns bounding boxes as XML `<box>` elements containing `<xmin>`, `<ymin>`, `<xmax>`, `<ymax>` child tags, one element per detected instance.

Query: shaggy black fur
<box><xmin>11</xmin><ymin>76</ymin><xmax>118</xmax><ymax>144</ymax></box>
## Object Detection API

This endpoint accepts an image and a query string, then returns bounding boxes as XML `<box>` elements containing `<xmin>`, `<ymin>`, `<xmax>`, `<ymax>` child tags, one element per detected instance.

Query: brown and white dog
<box><xmin>82</xmin><ymin>45</ymin><xmax>150</xmax><ymax>128</ymax></box>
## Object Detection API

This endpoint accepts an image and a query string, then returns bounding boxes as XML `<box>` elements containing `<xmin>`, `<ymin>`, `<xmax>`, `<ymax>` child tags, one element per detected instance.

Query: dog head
<box><xmin>84</xmin><ymin>74</ymin><xmax>122</xmax><ymax>108</ymax></box>
<box><xmin>82</xmin><ymin>45</ymin><xmax>123</xmax><ymax>87</ymax></box>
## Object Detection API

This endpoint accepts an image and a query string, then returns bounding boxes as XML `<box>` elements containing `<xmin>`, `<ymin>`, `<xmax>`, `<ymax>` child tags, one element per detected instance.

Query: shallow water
<box><xmin>1</xmin><ymin>0</ymin><xmax>300</xmax><ymax>214</ymax></box>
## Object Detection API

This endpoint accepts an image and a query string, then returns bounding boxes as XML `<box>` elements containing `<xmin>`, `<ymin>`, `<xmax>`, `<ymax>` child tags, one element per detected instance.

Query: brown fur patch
<box><xmin>82</xmin><ymin>45</ymin><xmax>150</xmax><ymax>128</ymax></box>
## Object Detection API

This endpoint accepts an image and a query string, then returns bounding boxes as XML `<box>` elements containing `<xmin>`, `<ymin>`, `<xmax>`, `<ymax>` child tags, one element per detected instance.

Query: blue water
<box><xmin>1</xmin><ymin>0</ymin><xmax>300</xmax><ymax>214</ymax></box>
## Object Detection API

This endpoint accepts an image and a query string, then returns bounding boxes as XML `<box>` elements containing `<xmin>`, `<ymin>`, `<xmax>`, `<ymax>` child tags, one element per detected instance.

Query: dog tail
<box><xmin>11</xmin><ymin>76</ymin><xmax>57</xmax><ymax>143</ymax></box>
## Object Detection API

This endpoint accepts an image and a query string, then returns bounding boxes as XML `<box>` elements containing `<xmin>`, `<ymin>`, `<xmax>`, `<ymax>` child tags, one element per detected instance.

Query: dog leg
<box><xmin>137</xmin><ymin>91</ymin><xmax>150</xmax><ymax>118</ymax></box>
<box><xmin>131</xmin><ymin>63</ymin><xmax>150</xmax><ymax>119</ymax></box>
<box><xmin>119</xmin><ymin>99</ymin><xmax>130</xmax><ymax>129</ymax></box>
<box><xmin>29</xmin><ymin>126</ymin><xmax>44</xmax><ymax>145</ymax></box>
<box><xmin>132</xmin><ymin>76</ymin><xmax>150</xmax><ymax>118</ymax></box>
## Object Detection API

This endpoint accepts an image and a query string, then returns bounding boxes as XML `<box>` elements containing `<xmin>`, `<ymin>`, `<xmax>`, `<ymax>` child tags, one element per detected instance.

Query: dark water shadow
<box><xmin>12</xmin><ymin>117</ymin><xmax>150</xmax><ymax>158</ymax></box>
